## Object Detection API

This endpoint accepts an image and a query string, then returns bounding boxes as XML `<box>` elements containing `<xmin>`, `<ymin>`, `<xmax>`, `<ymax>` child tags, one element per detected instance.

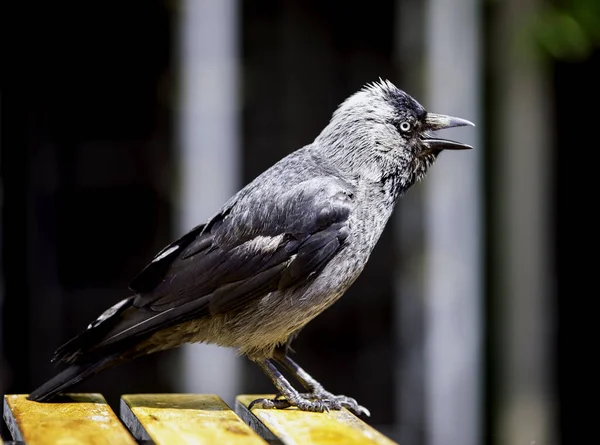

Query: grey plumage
<box><xmin>28</xmin><ymin>79</ymin><xmax>474</xmax><ymax>415</ymax></box>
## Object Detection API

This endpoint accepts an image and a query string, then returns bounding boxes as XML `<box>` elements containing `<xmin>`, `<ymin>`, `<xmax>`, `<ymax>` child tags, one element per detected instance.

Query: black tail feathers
<box><xmin>27</xmin><ymin>353</ymin><xmax>122</xmax><ymax>402</ymax></box>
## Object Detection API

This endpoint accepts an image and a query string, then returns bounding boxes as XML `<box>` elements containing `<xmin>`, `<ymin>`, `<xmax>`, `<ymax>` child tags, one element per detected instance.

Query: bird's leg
<box><xmin>273</xmin><ymin>351</ymin><xmax>370</xmax><ymax>416</ymax></box>
<box><xmin>249</xmin><ymin>358</ymin><xmax>332</xmax><ymax>413</ymax></box>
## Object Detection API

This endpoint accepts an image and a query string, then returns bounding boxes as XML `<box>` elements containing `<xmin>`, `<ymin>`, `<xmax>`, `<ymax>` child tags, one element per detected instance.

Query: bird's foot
<box><xmin>250</xmin><ymin>358</ymin><xmax>370</xmax><ymax>416</ymax></box>
<box><xmin>302</xmin><ymin>390</ymin><xmax>370</xmax><ymax>417</ymax></box>
<box><xmin>248</xmin><ymin>394</ymin><xmax>332</xmax><ymax>413</ymax></box>
<box><xmin>249</xmin><ymin>392</ymin><xmax>370</xmax><ymax>416</ymax></box>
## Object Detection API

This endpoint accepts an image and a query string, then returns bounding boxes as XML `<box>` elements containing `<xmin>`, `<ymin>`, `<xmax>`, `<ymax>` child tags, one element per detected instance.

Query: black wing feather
<box><xmin>129</xmin><ymin>223</ymin><xmax>206</xmax><ymax>293</ymax></box>
<box><xmin>208</xmin><ymin>262</ymin><xmax>289</xmax><ymax>315</ymax></box>
<box><xmin>278</xmin><ymin>225</ymin><xmax>345</xmax><ymax>289</ymax></box>
<box><xmin>60</xmin><ymin>177</ymin><xmax>356</xmax><ymax>362</ymax></box>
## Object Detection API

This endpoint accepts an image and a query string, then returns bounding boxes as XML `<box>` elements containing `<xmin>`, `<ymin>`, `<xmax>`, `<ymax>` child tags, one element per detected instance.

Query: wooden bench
<box><xmin>3</xmin><ymin>393</ymin><xmax>397</xmax><ymax>444</ymax></box>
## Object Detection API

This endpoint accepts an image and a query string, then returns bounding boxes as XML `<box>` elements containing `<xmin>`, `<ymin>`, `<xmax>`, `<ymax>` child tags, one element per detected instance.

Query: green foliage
<box><xmin>533</xmin><ymin>0</ymin><xmax>600</xmax><ymax>60</ymax></box>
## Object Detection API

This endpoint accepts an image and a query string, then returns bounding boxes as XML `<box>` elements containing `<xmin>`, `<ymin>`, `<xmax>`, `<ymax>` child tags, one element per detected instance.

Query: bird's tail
<box><xmin>27</xmin><ymin>353</ymin><xmax>122</xmax><ymax>402</ymax></box>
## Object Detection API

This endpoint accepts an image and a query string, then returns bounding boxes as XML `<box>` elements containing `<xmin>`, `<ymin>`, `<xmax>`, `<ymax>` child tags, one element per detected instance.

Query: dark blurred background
<box><xmin>1</xmin><ymin>0</ymin><xmax>598</xmax><ymax>444</ymax></box>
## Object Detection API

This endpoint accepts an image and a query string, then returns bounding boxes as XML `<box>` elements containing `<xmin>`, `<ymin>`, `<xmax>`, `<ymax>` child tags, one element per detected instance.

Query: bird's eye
<box><xmin>399</xmin><ymin>121</ymin><xmax>411</xmax><ymax>132</ymax></box>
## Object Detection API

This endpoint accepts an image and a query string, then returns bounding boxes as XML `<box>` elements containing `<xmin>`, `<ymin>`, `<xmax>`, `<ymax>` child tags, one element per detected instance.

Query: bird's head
<box><xmin>315</xmin><ymin>79</ymin><xmax>474</xmax><ymax>188</ymax></box>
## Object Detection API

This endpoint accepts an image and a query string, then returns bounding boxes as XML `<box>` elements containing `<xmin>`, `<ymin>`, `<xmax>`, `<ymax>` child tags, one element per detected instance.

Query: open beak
<box><xmin>421</xmin><ymin>113</ymin><xmax>475</xmax><ymax>152</ymax></box>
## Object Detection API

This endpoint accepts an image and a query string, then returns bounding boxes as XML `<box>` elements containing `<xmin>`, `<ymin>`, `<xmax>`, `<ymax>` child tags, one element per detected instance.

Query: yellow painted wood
<box><xmin>236</xmin><ymin>394</ymin><xmax>398</xmax><ymax>445</ymax></box>
<box><xmin>3</xmin><ymin>393</ymin><xmax>136</xmax><ymax>445</ymax></box>
<box><xmin>120</xmin><ymin>394</ymin><xmax>267</xmax><ymax>445</ymax></box>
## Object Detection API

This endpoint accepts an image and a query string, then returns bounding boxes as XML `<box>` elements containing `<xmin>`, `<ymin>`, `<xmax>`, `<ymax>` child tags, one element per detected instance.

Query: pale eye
<box><xmin>400</xmin><ymin>121</ymin><xmax>411</xmax><ymax>132</ymax></box>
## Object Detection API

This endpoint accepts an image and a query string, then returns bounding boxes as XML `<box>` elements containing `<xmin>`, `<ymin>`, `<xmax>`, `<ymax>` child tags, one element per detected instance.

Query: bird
<box><xmin>28</xmin><ymin>79</ymin><xmax>474</xmax><ymax>416</ymax></box>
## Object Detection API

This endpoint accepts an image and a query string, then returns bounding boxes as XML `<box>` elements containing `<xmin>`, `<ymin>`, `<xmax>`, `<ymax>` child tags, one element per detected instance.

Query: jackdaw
<box><xmin>28</xmin><ymin>79</ymin><xmax>474</xmax><ymax>416</ymax></box>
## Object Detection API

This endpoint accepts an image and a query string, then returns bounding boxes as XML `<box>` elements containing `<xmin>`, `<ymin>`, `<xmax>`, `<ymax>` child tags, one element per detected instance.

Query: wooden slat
<box><xmin>236</xmin><ymin>394</ymin><xmax>398</xmax><ymax>445</ymax></box>
<box><xmin>120</xmin><ymin>393</ymin><xmax>267</xmax><ymax>445</ymax></box>
<box><xmin>3</xmin><ymin>393</ymin><xmax>136</xmax><ymax>445</ymax></box>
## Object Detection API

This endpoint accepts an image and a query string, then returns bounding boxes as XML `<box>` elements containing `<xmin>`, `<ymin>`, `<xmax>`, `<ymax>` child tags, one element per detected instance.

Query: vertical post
<box><xmin>492</xmin><ymin>0</ymin><xmax>555</xmax><ymax>443</ymax></box>
<box><xmin>176</xmin><ymin>0</ymin><xmax>241</xmax><ymax>405</ymax></box>
<box><xmin>424</xmin><ymin>1</ymin><xmax>482</xmax><ymax>445</ymax></box>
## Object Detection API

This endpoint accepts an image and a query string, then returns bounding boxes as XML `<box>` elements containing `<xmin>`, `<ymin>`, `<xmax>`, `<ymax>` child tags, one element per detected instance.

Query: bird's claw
<box><xmin>250</xmin><ymin>392</ymin><xmax>369</xmax><ymax>417</ymax></box>
<box><xmin>304</xmin><ymin>391</ymin><xmax>371</xmax><ymax>417</ymax></box>
<box><xmin>249</xmin><ymin>395</ymin><xmax>331</xmax><ymax>413</ymax></box>
<box><xmin>249</xmin><ymin>397</ymin><xmax>292</xmax><ymax>410</ymax></box>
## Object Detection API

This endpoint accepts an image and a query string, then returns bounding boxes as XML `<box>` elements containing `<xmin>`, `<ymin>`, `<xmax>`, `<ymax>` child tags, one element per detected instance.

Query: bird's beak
<box><xmin>421</xmin><ymin>113</ymin><xmax>475</xmax><ymax>152</ymax></box>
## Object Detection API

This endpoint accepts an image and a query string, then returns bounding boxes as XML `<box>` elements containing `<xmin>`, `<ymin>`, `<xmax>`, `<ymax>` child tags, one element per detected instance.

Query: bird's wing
<box><xmin>55</xmin><ymin>176</ymin><xmax>356</xmax><ymax>362</ymax></box>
